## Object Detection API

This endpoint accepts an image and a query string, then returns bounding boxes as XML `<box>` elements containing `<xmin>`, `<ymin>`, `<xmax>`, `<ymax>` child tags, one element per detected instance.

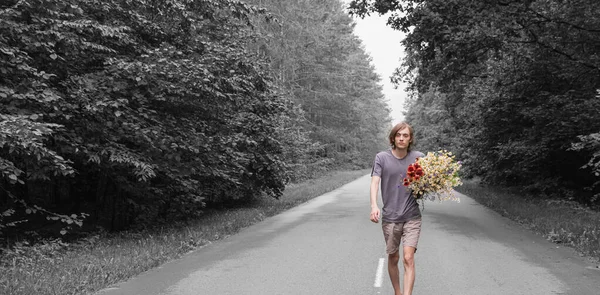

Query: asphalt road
<box><xmin>96</xmin><ymin>174</ymin><xmax>600</xmax><ymax>295</ymax></box>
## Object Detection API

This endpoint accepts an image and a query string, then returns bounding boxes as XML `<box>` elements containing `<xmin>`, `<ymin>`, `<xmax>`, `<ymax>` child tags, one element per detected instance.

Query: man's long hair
<box><xmin>388</xmin><ymin>122</ymin><xmax>415</xmax><ymax>151</ymax></box>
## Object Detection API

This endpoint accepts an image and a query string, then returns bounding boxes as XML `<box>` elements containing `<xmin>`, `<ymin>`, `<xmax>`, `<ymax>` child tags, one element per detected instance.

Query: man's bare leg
<box><xmin>402</xmin><ymin>246</ymin><xmax>416</xmax><ymax>295</ymax></box>
<box><xmin>388</xmin><ymin>251</ymin><xmax>402</xmax><ymax>295</ymax></box>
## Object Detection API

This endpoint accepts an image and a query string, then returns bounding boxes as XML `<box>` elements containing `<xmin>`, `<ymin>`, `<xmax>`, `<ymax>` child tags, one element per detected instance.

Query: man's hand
<box><xmin>370</xmin><ymin>207</ymin><xmax>380</xmax><ymax>223</ymax></box>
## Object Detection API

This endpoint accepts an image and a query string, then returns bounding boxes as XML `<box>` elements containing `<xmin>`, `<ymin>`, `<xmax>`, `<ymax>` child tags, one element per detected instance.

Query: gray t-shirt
<box><xmin>371</xmin><ymin>149</ymin><xmax>424</xmax><ymax>223</ymax></box>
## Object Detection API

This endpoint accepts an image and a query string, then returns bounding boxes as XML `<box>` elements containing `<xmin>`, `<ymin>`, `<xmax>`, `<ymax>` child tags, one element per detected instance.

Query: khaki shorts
<box><xmin>382</xmin><ymin>218</ymin><xmax>422</xmax><ymax>254</ymax></box>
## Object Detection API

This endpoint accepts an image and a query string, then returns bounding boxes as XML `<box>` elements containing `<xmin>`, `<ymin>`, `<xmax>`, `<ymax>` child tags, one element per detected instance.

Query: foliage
<box><xmin>247</xmin><ymin>0</ymin><xmax>391</xmax><ymax>178</ymax></box>
<box><xmin>0</xmin><ymin>0</ymin><xmax>292</xmax><ymax>234</ymax></box>
<box><xmin>570</xmin><ymin>105</ymin><xmax>600</xmax><ymax>203</ymax></box>
<box><xmin>0</xmin><ymin>0</ymin><xmax>392</xmax><ymax>238</ymax></box>
<box><xmin>348</xmin><ymin>0</ymin><xmax>600</xmax><ymax>205</ymax></box>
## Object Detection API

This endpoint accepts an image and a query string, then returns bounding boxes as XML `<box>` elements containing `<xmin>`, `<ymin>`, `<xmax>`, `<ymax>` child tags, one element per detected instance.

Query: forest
<box><xmin>2</xmin><ymin>0</ymin><xmax>600</xmax><ymax>242</ymax></box>
<box><xmin>0</xmin><ymin>0</ymin><xmax>390</xmax><ymax>239</ymax></box>
<box><xmin>350</xmin><ymin>0</ymin><xmax>600</xmax><ymax>206</ymax></box>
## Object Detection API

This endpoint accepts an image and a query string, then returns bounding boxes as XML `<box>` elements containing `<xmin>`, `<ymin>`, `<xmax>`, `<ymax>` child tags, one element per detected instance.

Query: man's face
<box><xmin>395</xmin><ymin>127</ymin><xmax>411</xmax><ymax>149</ymax></box>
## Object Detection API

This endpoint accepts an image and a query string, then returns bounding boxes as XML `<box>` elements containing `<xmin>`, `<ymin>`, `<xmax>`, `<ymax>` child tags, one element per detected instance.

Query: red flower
<box><xmin>404</xmin><ymin>159</ymin><xmax>423</xmax><ymax>186</ymax></box>
<box><xmin>415</xmin><ymin>168</ymin><xmax>424</xmax><ymax>177</ymax></box>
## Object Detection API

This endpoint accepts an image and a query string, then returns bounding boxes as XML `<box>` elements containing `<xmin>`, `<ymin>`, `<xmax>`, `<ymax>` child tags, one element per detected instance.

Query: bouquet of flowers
<box><xmin>403</xmin><ymin>150</ymin><xmax>462</xmax><ymax>202</ymax></box>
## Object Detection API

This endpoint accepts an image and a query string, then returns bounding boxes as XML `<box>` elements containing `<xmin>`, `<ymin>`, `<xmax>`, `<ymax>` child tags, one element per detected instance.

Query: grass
<box><xmin>456</xmin><ymin>179</ymin><xmax>600</xmax><ymax>263</ymax></box>
<box><xmin>0</xmin><ymin>169</ymin><xmax>370</xmax><ymax>295</ymax></box>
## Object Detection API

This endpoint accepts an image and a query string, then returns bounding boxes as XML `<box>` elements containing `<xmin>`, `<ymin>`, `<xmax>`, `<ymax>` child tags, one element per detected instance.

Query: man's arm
<box><xmin>370</xmin><ymin>175</ymin><xmax>381</xmax><ymax>223</ymax></box>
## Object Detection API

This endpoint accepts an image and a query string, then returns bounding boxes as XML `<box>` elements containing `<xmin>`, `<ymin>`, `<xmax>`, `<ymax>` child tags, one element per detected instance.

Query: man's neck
<box><xmin>391</xmin><ymin>147</ymin><xmax>408</xmax><ymax>159</ymax></box>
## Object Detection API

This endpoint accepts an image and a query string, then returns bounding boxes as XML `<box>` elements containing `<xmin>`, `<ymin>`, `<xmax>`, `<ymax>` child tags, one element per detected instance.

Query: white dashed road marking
<box><xmin>374</xmin><ymin>258</ymin><xmax>385</xmax><ymax>288</ymax></box>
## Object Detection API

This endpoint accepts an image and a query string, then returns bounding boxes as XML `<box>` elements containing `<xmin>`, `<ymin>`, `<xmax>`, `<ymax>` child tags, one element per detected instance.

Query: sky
<box><xmin>342</xmin><ymin>3</ymin><xmax>408</xmax><ymax>125</ymax></box>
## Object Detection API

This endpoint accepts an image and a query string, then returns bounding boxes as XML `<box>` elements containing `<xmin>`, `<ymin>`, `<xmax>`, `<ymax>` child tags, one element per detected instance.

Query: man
<box><xmin>370</xmin><ymin>122</ymin><xmax>424</xmax><ymax>295</ymax></box>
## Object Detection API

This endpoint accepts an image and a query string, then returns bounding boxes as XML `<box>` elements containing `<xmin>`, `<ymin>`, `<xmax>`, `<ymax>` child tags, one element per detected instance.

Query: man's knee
<box><xmin>402</xmin><ymin>247</ymin><xmax>416</xmax><ymax>266</ymax></box>
<box><xmin>388</xmin><ymin>251</ymin><xmax>400</xmax><ymax>264</ymax></box>
<box><xmin>403</xmin><ymin>252</ymin><xmax>414</xmax><ymax>266</ymax></box>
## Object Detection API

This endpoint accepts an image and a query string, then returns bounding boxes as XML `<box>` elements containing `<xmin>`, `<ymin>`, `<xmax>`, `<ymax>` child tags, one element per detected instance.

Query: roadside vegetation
<box><xmin>0</xmin><ymin>169</ymin><xmax>369</xmax><ymax>295</ymax></box>
<box><xmin>350</xmin><ymin>0</ymin><xmax>600</xmax><ymax>263</ymax></box>
<box><xmin>457</xmin><ymin>180</ymin><xmax>600</xmax><ymax>263</ymax></box>
<box><xmin>350</xmin><ymin>0</ymin><xmax>600</xmax><ymax>207</ymax></box>
<box><xmin>1</xmin><ymin>0</ymin><xmax>389</xmax><ymax>238</ymax></box>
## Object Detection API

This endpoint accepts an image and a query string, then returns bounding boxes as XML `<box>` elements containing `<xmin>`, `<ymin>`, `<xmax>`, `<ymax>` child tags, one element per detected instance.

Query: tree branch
<box><xmin>519</xmin><ymin>21</ymin><xmax>600</xmax><ymax>71</ymax></box>
<box><xmin>530</xmin><ymin>8</ymin><xmax>600</xmax><ymax>33</ymax></box>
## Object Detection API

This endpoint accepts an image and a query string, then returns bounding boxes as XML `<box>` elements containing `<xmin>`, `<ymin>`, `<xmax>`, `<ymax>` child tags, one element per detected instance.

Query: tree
<box><xmin>349</xmin><ymin>0</ymin><xmax>600</xmax><ymax>203</ymax></box>
<box><xmin>248</xmin><ymin>0</ymin><xmax>391</xmax><ymax>176</ymax></box>
<box><xmin>0</xmin><ymin>0</ymin><xmax>293</xmax><ymax>234</ymax></box>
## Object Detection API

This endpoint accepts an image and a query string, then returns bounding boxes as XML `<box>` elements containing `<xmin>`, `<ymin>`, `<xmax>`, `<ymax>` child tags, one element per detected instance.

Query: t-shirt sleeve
<box><xmin>371</xmin><ymin>154</ymin><xmax>383</xmax><ymax>177</ymax></box>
